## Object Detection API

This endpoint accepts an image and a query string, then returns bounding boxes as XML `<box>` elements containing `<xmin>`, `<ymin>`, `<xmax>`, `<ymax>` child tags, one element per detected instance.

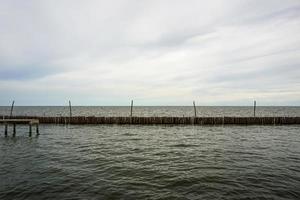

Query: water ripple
<box><xmin>1</xmin><ymin>124</ymin><xmax>300</xmax><ymax>199</ymax></box>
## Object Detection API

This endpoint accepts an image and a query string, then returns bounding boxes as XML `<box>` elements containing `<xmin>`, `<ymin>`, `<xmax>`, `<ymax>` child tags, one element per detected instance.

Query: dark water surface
<box><xmin>1</xmin><ymin>124</ymin><xmax>300</xmax><ymax>199</ymax></box>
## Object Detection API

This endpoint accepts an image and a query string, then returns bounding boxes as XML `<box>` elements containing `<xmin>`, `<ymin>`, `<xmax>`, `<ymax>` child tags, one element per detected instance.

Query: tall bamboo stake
<box><xmin>69</xmin><ymin>100</ymin><xmax>72</xmax><ymax>118</ymax></box>
<box><xmin>9</xmin><ymin>100</ymin><xmax>15</xmax><ymax>118</ymax></box>
<box><xmin>193</xmin><ymin>101</ymin><xmax>197</xmax><ymax>117</ymax></box>
<box><xmin>254</xmin><ymin>100</ymin><xmax>256</xmax><ymax>117</ymax></box>
<box><xmin>130</xmin><ymin>100</ymin><xmax>133</xmax><ymax>117</ymax></box>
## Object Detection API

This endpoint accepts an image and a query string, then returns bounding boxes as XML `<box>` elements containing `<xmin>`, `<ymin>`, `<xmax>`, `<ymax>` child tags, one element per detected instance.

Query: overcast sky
<box><xmin>0</xmin><ymin>0</ymin><xmax>300</xmax><ymax>106</ymax></box>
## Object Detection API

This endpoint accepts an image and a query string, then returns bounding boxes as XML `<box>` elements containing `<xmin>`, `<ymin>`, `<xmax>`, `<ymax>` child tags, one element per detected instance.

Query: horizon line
<box><xmin>0</xmin><ymin>105</ymin><xmax>300</xmax><ymax>107</ymax></box>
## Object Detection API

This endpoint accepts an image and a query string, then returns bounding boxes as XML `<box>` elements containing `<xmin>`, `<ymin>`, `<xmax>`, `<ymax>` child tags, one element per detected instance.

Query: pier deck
<box><xmin>0</xmin><ymin>119</ymin><xmax>39</xmax><ymax>124</ymax></box>
<box><xmin>1</xmin><ymin>119</ymin><xmax>39</xmax><ymax>137</ymax></box>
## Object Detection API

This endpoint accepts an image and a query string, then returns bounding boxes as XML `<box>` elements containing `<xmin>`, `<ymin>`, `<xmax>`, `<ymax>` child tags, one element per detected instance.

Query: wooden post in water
<box><xmin>130</xmin><ymin>100</ymin><xmax>133</xmax><ymax>117</ymax></box>
<box><xmin>10</xmin><ymin>100</ymin><xmax>15</xmax><ymax>118</ymax></box>
<box><xmin>4</xmin><ymin>123</ymin><xmax>8</xmax><ymax>136</ymax></box>
<box><xmin>13</xmin><ymin>124</ymin><xmax>16</xmax><ymax>137</ymax></box>
<box><xmin>193</xmin><ymin>101</ymin><xmax>197</xmax><ymax>117</ymax></box>
<box><xmin>254</xmin><ymin>100</ymin><xmax>256</xmax><ymax>117</ymax></box>
<box><xmin>29</xmin><ymin>124</ymin><xmax>32</xmax><ymax>137</ymax></box>
<box><xmin>36</xmin><ymin>124</ymin><xmax>39</xmax><ymax>135</ymax></box>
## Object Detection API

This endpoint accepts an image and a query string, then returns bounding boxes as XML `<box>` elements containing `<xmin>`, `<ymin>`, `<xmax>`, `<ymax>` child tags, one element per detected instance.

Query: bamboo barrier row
<box><xmin>2</xmin><ymin>116</ymin><xmax>300</xmax><ymax>125</ymax></box>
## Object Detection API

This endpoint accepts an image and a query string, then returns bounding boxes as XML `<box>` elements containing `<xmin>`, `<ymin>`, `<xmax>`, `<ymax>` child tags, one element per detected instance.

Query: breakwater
<box><xmin>2</xmin><ymin>116</ymin><xmax>300</xmax><ymax>125</ymax></box>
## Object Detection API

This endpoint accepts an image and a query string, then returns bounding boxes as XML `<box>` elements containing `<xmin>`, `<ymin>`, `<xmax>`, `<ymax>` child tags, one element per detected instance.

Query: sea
<box><xmin>0</xmin><ymin>106</ymin><xmax>300</xmax><ymax>199</ymax></box>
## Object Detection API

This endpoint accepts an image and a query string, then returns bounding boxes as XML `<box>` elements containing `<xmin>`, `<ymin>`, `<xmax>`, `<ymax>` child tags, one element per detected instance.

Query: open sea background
<box><xmin>0</xmin><ymin>106</ymin><xmax>300</xmax><ymax>117</ymax></box>
<box><xmin>1</xmin><ymin>106</ymin><xmax>300</xmax><ymax>199</ymax></box>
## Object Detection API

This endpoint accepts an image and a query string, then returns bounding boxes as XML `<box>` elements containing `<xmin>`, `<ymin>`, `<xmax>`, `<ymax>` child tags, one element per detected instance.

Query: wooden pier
<box><xmin>0</xmin><ymin>119</ymin><xmax>39</xmax><ymax>137</ymax></box>
<box><xmin>1</xmin><ymin>116</ymin><xmax>300</xmax><ymax>126</ymax></box>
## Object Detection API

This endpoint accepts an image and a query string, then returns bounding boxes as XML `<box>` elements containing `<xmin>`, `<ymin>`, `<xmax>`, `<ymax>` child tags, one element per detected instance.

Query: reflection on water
<box><xmin>1</xmin><ymin>124</ymin><xmax>300</xmax><ymax>199</ymax></box>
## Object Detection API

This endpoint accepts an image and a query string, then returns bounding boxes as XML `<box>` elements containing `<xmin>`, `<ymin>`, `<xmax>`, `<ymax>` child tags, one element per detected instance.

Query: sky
<box><xmin>0</xmin><ymin>0</ymin><xmax>300</xmax><ymax>106</ymax></box>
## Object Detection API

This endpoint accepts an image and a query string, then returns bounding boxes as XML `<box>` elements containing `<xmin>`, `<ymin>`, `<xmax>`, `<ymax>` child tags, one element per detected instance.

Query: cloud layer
<box><xmin>0</xmin><ymin>0</ymin><xmax>300</xmax><ymax>105</ymax></box>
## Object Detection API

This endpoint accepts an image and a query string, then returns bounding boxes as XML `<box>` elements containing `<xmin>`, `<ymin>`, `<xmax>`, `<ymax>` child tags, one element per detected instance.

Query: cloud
<box><xmin>0</xmin><ymin>0</ymin><xmax>300</xmax><ymax>105</ymax></box>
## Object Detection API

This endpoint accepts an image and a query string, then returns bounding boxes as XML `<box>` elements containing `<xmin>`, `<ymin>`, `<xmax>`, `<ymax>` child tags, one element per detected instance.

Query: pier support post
<box><xmin>36</xmin><ymin>124</ymin><xmax>39</xmax><ymax>135</ymax></box>
<box><xmin>4</xmin><ymin>123</ymin><xmax>8</xmax><ymax>137</ymax></box>
<box><xmin>29</xmin><ymin>124</ymin><xmax>32</xmax><ymax>137</ymax></box>
<box><xmin>13</xmin><ymin>124</ymin><xmax>16</xmax><ymax>137</ymax></box>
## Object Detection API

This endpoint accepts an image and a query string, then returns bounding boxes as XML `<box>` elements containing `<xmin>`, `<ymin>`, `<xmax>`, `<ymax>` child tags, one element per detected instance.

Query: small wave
<box><xmin>169</xmin><ymin>144</ymin><xmax>199</xmax><ymax>148</ymax></box>
<box><xmin>123</xmin><ymin>132</ymin><xmax>136</xmax><ymax>136</ymax></box>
